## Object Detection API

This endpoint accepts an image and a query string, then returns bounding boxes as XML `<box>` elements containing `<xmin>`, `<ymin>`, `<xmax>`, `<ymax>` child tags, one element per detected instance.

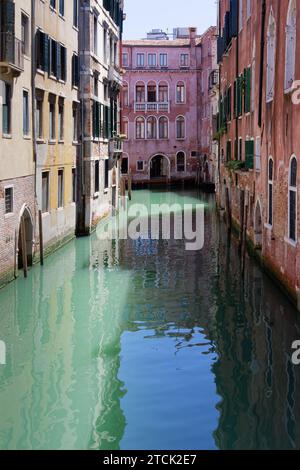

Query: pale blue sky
<box><xmin>123</xmin><ymin>0</ymin><xmax>217</xmax><ymax>40</ymax></box>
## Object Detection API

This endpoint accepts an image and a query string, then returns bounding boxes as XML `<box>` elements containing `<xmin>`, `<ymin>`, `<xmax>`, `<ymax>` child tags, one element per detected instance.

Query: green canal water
<box><xmin>0</xmin><ymin>189</ymin><xmax>300</xmax><ymax>450</ymax></box>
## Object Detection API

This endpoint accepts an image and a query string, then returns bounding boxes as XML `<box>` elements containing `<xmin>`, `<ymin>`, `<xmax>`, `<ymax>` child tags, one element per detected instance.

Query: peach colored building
<box><xmin>121</xmin><ymin>26</ymin><xmax>216</xmax><ymax>184</ymax></box>
<box><xmin>217</xmin><ymin>0</ymin><xmax>300</xmax><ymax>309</ymax></box>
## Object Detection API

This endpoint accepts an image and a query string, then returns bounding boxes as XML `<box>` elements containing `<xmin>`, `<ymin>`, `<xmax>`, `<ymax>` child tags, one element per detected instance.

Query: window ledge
<box><xmin>264</xmin><ymin>223</ymin><xmax>273</xmax><ymax>231</ymax></box>
<box><xmin>36</xmin><ymin>139</ymin><xmax>45</xmax><ymax>144</ymax></box>
<box><xmin>104</xmin><ymin>189</ymin><xmax>109</xmax><ymax>194</ymax></box>
<box><xmin>2</xmin><ymin>133</ymin><xmax>12</xmax><ymax>139</ymax></box>
<box><xmin>284</xmin><ymin>236</ymin><xmax>297</xmax><ymax>248</ymax></box>
<box><xmin>4</xmin><ymin>212</ymin><xmax>14</xmax><ymax>219</ymax></box>
<box><xmin>72</xmin><ymin>141</ymin><xmax>79</xmax><ymax>146</ymax></box>
<box><xmin>57</xmin><ymin>207</ymin><xmax>64</xmax><ymax>212</ymax></box>
<box><xmin>42</xmin><ymin>211</ymin><xmax>50</xmax><ymax>218</ymax></box>
<box><xmin>58</xmin><ymin>140</ymin><xmax>65</xmax><ymax>144</ymax></box>
<box><xmin>23</xmin><ymin>135</ymin><xmax>31</xmax><ymax>140</ymax></box>
<box><xmin>48</xmin><ymin>140</ymin><xmax>56</xmax><ymax>145</ymax></box>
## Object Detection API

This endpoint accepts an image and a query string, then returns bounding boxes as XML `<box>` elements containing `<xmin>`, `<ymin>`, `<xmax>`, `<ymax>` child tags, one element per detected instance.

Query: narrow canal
<box><xmin>0</xmin><ymin>189</ymin><xmax>300</xmax><ymax>450</ymax></box>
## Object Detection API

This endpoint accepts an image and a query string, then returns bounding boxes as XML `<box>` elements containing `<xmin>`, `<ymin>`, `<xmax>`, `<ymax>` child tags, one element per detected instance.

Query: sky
<box><xmin>123</xmin><ymin>0</ymin><xmax>217</xmax><ymax>40</ymax></box>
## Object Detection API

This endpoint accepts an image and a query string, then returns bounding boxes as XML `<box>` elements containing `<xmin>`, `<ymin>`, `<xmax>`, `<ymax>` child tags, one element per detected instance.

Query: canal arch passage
<box><xmin>150</xmin><ymin>154</ymin><xmax>169</xmax><ymax>179</ymax></box>
<box><xmin>0</xmin><ymin>188</ymin><xmax>299</xmax><ymax>450</ymax></box>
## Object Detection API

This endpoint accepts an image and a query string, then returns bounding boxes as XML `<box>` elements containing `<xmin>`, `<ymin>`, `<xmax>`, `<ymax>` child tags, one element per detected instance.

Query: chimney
<box><xmin>189</xmin><ymin>27</ymin><xmax>197</xmax><ymax>44</ymax></box>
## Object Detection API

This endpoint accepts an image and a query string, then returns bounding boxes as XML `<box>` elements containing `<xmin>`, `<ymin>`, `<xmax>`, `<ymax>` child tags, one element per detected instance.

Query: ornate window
<box><xmin>147</xmin><ymin>116</ymin><xmax>157</xmax><ymax>139</ymax></box>
<box><xmin>176</xmin><ymin>82</ymin><xmax>186</xmax><ymax>103</ymax></box>
<box><xmin>176</xmin><ymin>152</ymin><xmax>185</xmax><ymax>172</ymax></box>
<box><xmin>176</xmin><ymin>116</ymin><xmax>185</xmax><ymax>139</ymax></box>
<box><xmin>285</xmin><ymin>0</ymin><xmax>297</xmax><ymax>91</ymax></box>
<box><xmin>135</xmin><ymin>82</ymin><xmax>145</xmax><ymax>102</ymax></box>
<box><xmin>135</xmin><ymin>117</ymin><xmax>145</xmax><ymax>139</ymax></box>
<box><xmin>266</xmin><ymin>10</ymin><xmax>276</xmax><ymax>102</ymax></box>
<box><xmin>159</xmin><ymin>116</ymin><xmax>168</xmax><ymax>139</ymax></box>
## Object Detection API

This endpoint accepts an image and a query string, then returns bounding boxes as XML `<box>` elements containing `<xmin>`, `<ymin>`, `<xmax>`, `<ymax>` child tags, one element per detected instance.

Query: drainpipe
<box><xmin>258</xmin><ymin>0</ymin><xmax>266</xmax><ymax>128</ymax></box>
<box><xmin>31</xmin><ymin>0</ymin><xmax>37</xmax><ymax>196</ymax></box>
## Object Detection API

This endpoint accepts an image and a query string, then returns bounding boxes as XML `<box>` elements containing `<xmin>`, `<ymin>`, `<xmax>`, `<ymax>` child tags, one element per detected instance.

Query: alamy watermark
<box><xmin>0</xmin><ymin>340</ymin><xmax>6</xmax><ymax>365</ymax></box>
<box><xmin>96</xmin><ymin>200</ymin><xmax>205</xmax><ymax>251</ymax></box>
<box><xmin>292</xmin><ymin>340</ymin><xmax>300</xmax><ymax>365</ymax></box>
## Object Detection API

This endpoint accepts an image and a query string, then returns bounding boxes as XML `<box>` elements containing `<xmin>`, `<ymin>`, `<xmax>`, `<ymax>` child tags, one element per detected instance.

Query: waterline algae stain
<box><xmin>0</xmin><ymin>189</ymin><xmax>299</xmax><ymax>450</ymax></box>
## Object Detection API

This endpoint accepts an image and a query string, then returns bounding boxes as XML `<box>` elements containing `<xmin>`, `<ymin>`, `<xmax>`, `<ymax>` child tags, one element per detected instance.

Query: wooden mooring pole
<box><xmin>20</xmin><ymin>218</ymin><xmax>28</xmax><ymax>278</ymax></box>
<box><xmin>128</xmin><ymin>169</ymin><xmax>132</xmax><ymax>201</ymax></box>
<box><xmin>39</xmin><ymin>210</ymin><xmax>44</xmax><ymax>266</ymax></box>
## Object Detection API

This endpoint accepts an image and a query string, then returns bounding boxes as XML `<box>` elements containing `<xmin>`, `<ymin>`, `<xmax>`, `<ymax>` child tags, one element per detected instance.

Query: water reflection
<box><xmin>0</xmin><ymin>189</ymin><xmax>299</xmax><ymax>450</ymax></box>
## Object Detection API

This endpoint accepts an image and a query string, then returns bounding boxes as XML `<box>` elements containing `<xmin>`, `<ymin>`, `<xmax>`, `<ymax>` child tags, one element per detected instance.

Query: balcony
<box><xmin>108</xmin><ymin>64</ymin><xmax>122</xmax><ymax>87</ymax></box>
<box><xmin>134</xmin><ymin>101</ymin><xmax>170</xmax><ymax>113</ymax></box>
<box><xmin>108</xmin><ymin>134</ymin><xmax>125</xmax><ymax>157</ymax></box>
<box><xmin>0</xmin><ymin>33</ymin><xmax>24</xmax><ymax>77</ymax></box>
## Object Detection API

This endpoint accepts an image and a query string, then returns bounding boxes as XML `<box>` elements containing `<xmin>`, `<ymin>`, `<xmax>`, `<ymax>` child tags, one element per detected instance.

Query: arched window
<box><xmin>268</xmin><ymin>157</ymin><xmax>274</xmax><ymax>226</ymax></box>
<box><xmin>122</xmin><ymin>118</ymin><xmax>129</xmax><ymax>139</ymax></box>
<box><xmin>122</xmin><ymin>83</ymin><xmax>129</xmax><ymax>107</ymax></box>
<box><xmin>158</xmin><ymin>82</ymin><xmax>168</xmax><ymax>102</ymax></box>
<box><xmin>136</xmin><ymin>117</ymin><xmax>145</xmax><ymax>139</ymax></box>
<box><xmin>176</xmin><ymin>116</ymin><xmax>185</xmax><ymax>139</ymax></box>
<box><xmin>147</xmin><ymin>82</ymin><xmax>157</xmax><ymax>103</ymax></box>
<box><xmin>135</xmin><ymin>82</ymin><xmax>145</xmax><ymax>102</ymax></box>
<box><xmin>158</xmin><ymin>116</ymin><xmax>168</xmax><ymax>139</ymax></box>
<box><xmin>266</xmin><ymin>10</ymin><xmax>276</xmax><ymax>102</ymax></box>
<box><xmin>147</xmin><ymin>116</ymin><xmax>157</xmax><ymax>139</ymax></box>
<box><xmin>176</xmin><ymin>82</ymin><xmax>186</xmax><ymax>103</ymax></box>
<box><xmin>288</xmin><ymin>156</ymin><xmax>297</xmax><ymax>241</ymax></box>
<box><xmin>176</xmin><ymin>152</ymin><xmax>185</xmax><ymax>172</ymax></box>
<box><xmin>285</xmin><ymin>0</ymin><xmax>297</xmax><ymax>91</ymax></box>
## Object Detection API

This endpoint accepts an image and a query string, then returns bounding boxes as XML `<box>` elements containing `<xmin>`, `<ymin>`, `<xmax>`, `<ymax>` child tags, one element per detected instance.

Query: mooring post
<box><xmin>39</xmin><ymin>210</ymin><xmax>44</xmax><ymax>266</ymax></box>
<box><xmin>21</xmin><ymin>218</ymin><xmax>28</xmax><ymax>278</ymax></box>
<box><xmin>128</xmin><ymin>169</ymin><xmax>132</xmax><ymax>201</ymax></box>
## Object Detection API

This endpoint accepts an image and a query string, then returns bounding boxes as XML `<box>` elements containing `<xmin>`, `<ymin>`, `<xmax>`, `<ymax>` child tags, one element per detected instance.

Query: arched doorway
<box><xmin>150</xmin><ymin>154</ymin><xmax>170</xmax><ymax>179</ymax></box>
<box><xmin>18</xmin><ymin>207</ymin><xmax>33</xmax><ymax>270</ymax></box>
<box><xmin>254</xmin><ymin>201</ymin><xmax>263</xmax><ymax>249</ymax></box>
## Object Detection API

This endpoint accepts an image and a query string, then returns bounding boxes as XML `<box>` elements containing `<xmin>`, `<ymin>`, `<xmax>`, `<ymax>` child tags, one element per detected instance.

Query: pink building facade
<box><xmin>121</xmin><ymin>27</ymin><xmax>216</xmax><ymax>184</ymax></box>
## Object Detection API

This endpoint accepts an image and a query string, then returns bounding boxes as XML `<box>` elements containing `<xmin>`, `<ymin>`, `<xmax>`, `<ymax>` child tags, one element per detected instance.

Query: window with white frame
<box><xmin>122</xmin><ymin>52</ymin><xmax>129</xmax><ymax>67</ymax></box>
<box><xmin>158</xmin><ymin>82</ymin><xmax>168</xmax><ymax>102</ymax></box>
<box><xmin>176</xmin><ymin>152</ymin><xmax>185</xmax><ymax>172</ymax></box>
<box><xmin>136</xmin><ymin>117</ymin><xmax>145</xmax><ymax>139</ymax></box>
<box><xmin>137</xmin><ymin>161</ymin><xmax>144</xmax><ymax>171</ymax></box>
<box><xmin>148</xmin><ymin>54</ymin><xmax>157</xmax><ymax>67</ymax></box>
<box><xmin>159</xmin><ymin>116</ymin><xmax>168</xmax><ymax>139</ymax></box>
<box><xmin>160</xmin><ymin>53</ymin><xmax>168</xmax><ymax>67</ymax></box>
<box><xmin>122</xmin><ymin>118</ymin><xmax>129</xmax><ymax>139</ymax></box>
<box><xmin>147</xmin><ymin>116</ymin><xmax>157</xmax><ymax>139</ymax></box>
<box><xmin>285</xmin><ymin>0</ymin><xmax>297</xmax><ymax>91</ymax></box>
<box><xmin>122</xmin><ymin>83</ymin><xmax>129</xmax><ymax>106</ymax></box>
<box><xmin>255</xmin><ymin>136</ymin><xmax>261</xmax><ymax>171</ymax></box>
<box><xmin>266</xmin><ymin>10</ymin><xmax>276</xmax><ymax>102</ymax></box>
<box><xmin>136</xmin><ymin>83</ymin><xmax>145</xmax><ymax>102</ymax></box>
<box><xmin>4</xmin><ymin>187</ymin><xmax>13</xmax><ymax>214</ymax></box>
<box><xmin>137</xmin><ymin>53</ymin><xmax>145</xmax><ymax>67</ymax></box>
<box><xmin>176</xmin><ymin>116</ymin><xmax>185</xmax><ymax>139</ymax></box>
<box><xmin>268</xmin><ymin>157</ymin><xmax>274</xmax><ymax>226</ymax></box>
<box><xmin>176</xmin><ymin>82</ymin><xmax>186</xmax><ymax>103</ymax></box>
<box><xmin>288</xmin><ymin>156</ymin><xmax>297</xmax><ymax>241</ymax></box>
<box><xmin>180</xmin><ymin>54</ymin><xmax>189</xmax><ymax>67</ymax></box>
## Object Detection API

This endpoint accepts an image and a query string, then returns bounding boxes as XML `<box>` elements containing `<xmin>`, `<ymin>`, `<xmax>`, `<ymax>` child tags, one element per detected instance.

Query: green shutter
<box><xmin>244</xmin><ymin>67</ymin><xmax>251</xmax><ymax>113</ymax></box>
<box><xmin>245</xmin><ymin>140</ymin><xmax>254</xmax><ymax>170</ymax></box>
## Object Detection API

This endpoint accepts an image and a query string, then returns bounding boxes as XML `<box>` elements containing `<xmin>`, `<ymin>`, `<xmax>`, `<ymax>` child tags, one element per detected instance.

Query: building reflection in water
<box><xmin>0</xmin><ymin>189</ymin><xmax>299</xmax><ymax>449</ymax></box>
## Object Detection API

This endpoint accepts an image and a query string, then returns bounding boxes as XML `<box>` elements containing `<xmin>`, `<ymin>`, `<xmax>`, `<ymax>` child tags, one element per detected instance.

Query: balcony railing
<box><xmin>134</xmin><ymin>101</ymin><xmax>170</xmax><ymax>113</ymax></box>
<box><xmin>109</xmin><ymin>134</ymin><xmax>125</xmax><ymax>156</ymax></box>
<box><xmin>0</xmin><ymin>33</ymin><xmax>24</xmax><ymax>76</ymax></box>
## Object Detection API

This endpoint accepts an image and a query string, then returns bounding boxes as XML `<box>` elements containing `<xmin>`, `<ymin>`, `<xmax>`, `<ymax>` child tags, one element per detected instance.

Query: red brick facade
<box><xmin>217</xmin><ymin>0</ymin><xmax>300</xmax><ymax>308</ymax></box>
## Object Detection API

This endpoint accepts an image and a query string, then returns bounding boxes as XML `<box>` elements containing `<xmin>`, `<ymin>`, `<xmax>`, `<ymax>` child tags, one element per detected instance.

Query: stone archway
<box><xmin>18</xmin><ymin>206</ymin><xmax>34</xmax><ymax>270</ymax></box>
<box><xmin>149</xmin><ymin>154</ymin><xmax>170</xmax><ymax>179</ymax></box>
<box><xmin>254</xmin><ymin>201</ymin><xmax>263</xmax><ymax>249</ymax></box>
